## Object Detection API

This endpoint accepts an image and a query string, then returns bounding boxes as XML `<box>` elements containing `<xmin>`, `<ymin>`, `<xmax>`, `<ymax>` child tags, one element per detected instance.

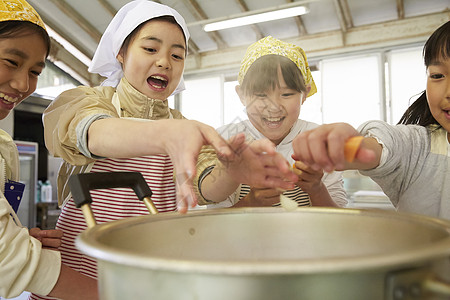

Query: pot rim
<box><xmin>76</xmin><ymin>207</ymin><xmax>450</xmax><ymax>275</ymax></box>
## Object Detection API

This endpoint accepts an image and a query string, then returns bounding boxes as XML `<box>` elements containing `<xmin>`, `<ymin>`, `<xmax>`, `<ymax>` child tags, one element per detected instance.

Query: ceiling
<box><xmin>27</xmin><ymin>0</ymin><xmax>449</xmax><ymax>86</ymax></box>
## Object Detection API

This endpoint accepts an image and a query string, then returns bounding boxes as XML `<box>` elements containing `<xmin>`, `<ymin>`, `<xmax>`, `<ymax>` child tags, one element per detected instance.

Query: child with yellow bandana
<box><xmin>0</xmin><ymin>0</ymin><xmax>97</xmax><ymax>299</ymax></box>
<box><xmin>195</xmin><ymin>36</ymin><xmax>346</xmax><ymax>208</ymax></box>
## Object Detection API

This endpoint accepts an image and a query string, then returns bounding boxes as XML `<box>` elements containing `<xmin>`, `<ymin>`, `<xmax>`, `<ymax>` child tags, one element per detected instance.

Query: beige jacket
<box><xmin>43</xmin><ymin>78</ymin><xmax>183</xmax><ymax>206</ymax></box>
<box><xmin>0</xmin><ymin>130</ymin><xmax>60</xmax><ymax>298</ymax></box>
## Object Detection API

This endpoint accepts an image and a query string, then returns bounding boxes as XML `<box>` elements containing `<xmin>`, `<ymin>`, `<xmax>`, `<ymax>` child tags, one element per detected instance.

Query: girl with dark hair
<box><xmin>291</xmin><ymin>20</ymin><xmax>450</xmax><ymax>219</ymax></box>
<box><xmin>40</xmin><ymin>2</ymin><xmax>294</xmax><ymax>298</ymax></box>
<box><xmin>0</xmin><ymin>1</ymin><xmax>97</xmax><ymax>299</ymax></box>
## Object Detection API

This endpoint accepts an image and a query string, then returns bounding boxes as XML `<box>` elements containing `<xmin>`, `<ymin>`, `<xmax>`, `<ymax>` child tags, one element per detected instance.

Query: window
<box><xmin>223</xmin><ymin>81</ymin><xmax>248</xmax><ymax>125</ymax></box>
<box><xmin>321</xmin><ymin>54</ymin><xmax>382</xmax><ymax>128</ymax></box>
<box><xmin>387</xmin><ymin>47</ymin><xmax>425</xmax><ymax>124</ymax></box>
<box><xmin>35</xmin><ymin>62</ymin><xmax>79</xmax><ymax>99</ymax></box>
<box><xmin>181</xmin><ymin>76</ymin><xmax>223</xmax><ymax>128</ymax></box>
<box><xmin>179</xmin><ymin>46</ymin><xmax>425</xmax><ymax>131</ymax></box>
<box><xmin>300</xmin><ymin>70</ymin><xmax>323</xmax><ymax>124</ymax></box>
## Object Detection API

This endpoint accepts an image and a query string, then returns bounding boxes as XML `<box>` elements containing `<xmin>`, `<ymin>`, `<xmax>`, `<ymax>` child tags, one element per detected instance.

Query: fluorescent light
<box><xmin>203</xmin><ymin>6</ymin><xmax>309</xmax><ymax>32</ymax></box>
<box><xmin>46</xmin><ymin>25</ymin><xmax>92</xmax><ymax>67</ymax></box>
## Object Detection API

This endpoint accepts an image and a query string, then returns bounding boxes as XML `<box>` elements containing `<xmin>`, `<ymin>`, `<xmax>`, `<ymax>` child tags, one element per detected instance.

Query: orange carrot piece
<box><xmin>344</xmin><ymin>136</ymin><xmax>364</xmax><ymax>162</ymax></box>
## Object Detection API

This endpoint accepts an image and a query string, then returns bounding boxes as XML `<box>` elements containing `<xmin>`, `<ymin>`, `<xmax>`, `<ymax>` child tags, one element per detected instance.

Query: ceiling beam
<box><xmin>235</xmin><ymin>0</ymin><xmax>264</xmax><ymax>39</ymax></box>
<box><xmin>97</xmin><ymin>0</ymin><xmax>117</xmax><ymax>17</ymax></box>
<box><xmin>38</xmin><ymin>13</ymin><xmax>94</xmax><ymax>60</ymax></box>
<box><xmin>397</xmin><ymin>0</ymin><xmax>405</xmax><ymax>19</ymax></box>
<box><xmin>182</xmin><ymin>0</ymin><xmax>228</xmax><ymax>49</ymax></box>
<box><xmin>286</xmin><ymin>0</ymin><xmax>307</xmax><ymax>35</ymax></box>
<box><xmin>50</xmin><ymin>0</ymin><xmax>102</xmax><ymax>43</ymax></box>
<box><xmin>48</xmin><ymin>38</ymin><xmax>103</xmax><ymax>86</ymax></box>
<box><xmin>184</xmin><ymin>11</ymin><xmax>449</xmax><ymax>75</ymax></box>
<box><xmin>340</xmin><ymin>0</ymin><xmax>354</xmax><ymax>28</ymax></box>
<box><xmin>333</xmin><ymin>0</ymin><xmax>349</xmax><ymax>33</ymax></box>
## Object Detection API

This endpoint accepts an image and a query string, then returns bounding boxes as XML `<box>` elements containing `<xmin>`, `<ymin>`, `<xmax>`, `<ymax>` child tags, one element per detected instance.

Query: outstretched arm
<box><xmin>292</xmin><ymin>123</ymin><xmax>381</xmax><ymax>172</ymax></box>
<box><xmin>87</xmin><ymin>118</ymin><xmax>235</xmax><ymax>213</ymax></box>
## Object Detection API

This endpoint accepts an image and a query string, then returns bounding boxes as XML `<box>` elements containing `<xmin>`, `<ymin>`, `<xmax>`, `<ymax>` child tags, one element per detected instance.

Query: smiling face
<box><xmin>426</xmin><ymin>55</ymin><xmax>450</xmax><ymax>141</ymax></box>
<box><xmin>117</xmin><ymin>19</ymin><xmax>186</xmax><ymax>100</ymax></box>
<box><xmin>0</xmin><ymin>31</ymin><xmax>46</xmax><ymax>120</ymax></box>
<box><xmin>238</xmin><ymin>66</ymin><xmax>306</xmax><ymax>145</ymax></box>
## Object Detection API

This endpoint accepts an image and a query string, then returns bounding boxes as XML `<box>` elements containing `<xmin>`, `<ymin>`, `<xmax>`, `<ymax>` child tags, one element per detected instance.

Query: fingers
<box><xmin>29</xmin><ymin>227</ymin><xmax>40</xmax><ymax>238</ymax></box>
<box><xmin>248</xmin><ymin>153</ymin><xmax>296</xmax><ymax>189</ymax></box>
<box><xmin>355</xmin><ymin>147</ymin><xmax>377</xmax><ymax>164</ymax></box>
<box><xmin>29</xmin><ymin>228</ymin><xmax>63</xmax><ymax>248</ymax></box>
<box><xmin>41</xmin><ymin>237</ymin><xmax>62</xmax><ymax>249</ymax></box>
<box><xmin>249</xmin><ymin>188</ymin><xmax>282</xmax><ymax>206</ymax></box>
<box><xmin>246</xmin><ymin>138</ymin><xmax>277</xmax><ymax>155</ymax></box>
<box><xmin>38</xmin><ymin>229</ymin><xmax>64</xmax><ymax>239</ymax></box>
<box><xmin>304</xmin><ymin>127</ymin><xmax>341</xmax><ymax>172</ymax></box>
<box><xmin>253</xmin><ymin>188</ymin><xmax>282</xmax><ymax>198</ymax></box>
<box><xmin>174</xmin><ymin>171</ymin><xmax>198</xmax><ymax>214</ymax></box>
<box><xmin>199</xmin><ymin>122</ymin><xmax>236</xmax><ymax>157</ymax></box>
<box><xmin>293</xmin><ymin>123</ymin><xmax>359</xmax><ymax>171</ymax></box>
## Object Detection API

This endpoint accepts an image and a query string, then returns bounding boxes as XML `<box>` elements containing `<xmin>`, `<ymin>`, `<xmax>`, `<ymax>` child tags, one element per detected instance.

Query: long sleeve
<box><xmin>358</xmin><ymin>121</ymin><xmax>450</xmax><ymax>218</ymax></box>
<box><xmin>0</xmin><ymin>197</ymin><xmax>61</xmax><ymax>298</ymax></box>
<box><xmin>43</xmin><ymin>85</ymin><xmax>118</xmax><ymax>166</ymax></box>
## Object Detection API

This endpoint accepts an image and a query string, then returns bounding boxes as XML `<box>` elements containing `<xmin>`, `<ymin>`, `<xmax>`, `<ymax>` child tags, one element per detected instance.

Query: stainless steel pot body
<box><xmin>76</xmin><ymin>207</ymin><xmax>450</xmax><ymax>300</ymax></box>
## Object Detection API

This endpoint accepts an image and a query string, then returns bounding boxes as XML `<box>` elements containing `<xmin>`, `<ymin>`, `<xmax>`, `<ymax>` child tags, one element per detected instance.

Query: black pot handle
<box><xmin>68</xmin><ymin>172</ymin><xmax>157</xmax><ymax>228</ymax></box>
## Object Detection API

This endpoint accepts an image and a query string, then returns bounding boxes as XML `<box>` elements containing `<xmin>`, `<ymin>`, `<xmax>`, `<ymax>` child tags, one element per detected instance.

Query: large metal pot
<box><xmin>70</xmin><ymin>172</ymin><xmax>450</xmax><ymax>300</ymax></box>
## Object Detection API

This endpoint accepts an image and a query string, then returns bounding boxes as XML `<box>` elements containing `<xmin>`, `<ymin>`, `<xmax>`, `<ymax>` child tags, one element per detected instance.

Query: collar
<box><xmin>115</xmin><ymin>77</ymin><xmax>171</xmax><ymax>120</ymax></box>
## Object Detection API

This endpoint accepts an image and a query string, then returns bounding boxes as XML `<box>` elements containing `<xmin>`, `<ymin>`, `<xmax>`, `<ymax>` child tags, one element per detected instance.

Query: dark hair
<box><xmin>398</xmin><ymin>21</ymin><xmax>450</xmax><ymax>126</ymax></box>
<box><xmin>119</xmin><ymin>16</ymin><xmax>186</xmax><ymax>58</ymax></box>
<box><xmin>0</xmin><ymin>21</ymin><xmax>50</xmax><ymax>57</ymax></box>
<box><xmin>241</xmin><ymin>54</ymin><xmax>306</xmax><ymax>97</ymax></box>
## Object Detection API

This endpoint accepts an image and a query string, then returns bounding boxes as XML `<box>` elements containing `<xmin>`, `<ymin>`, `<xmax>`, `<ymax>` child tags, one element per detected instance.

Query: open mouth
<box><xmin>147</xmin><ymin>75</ymin><xmax>168</xmax><ymax>90</ymax></box>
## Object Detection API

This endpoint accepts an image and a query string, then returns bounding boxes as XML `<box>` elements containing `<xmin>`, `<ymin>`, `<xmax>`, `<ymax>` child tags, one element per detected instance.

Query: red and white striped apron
<box><xmin>30</xmin><ymin>155</ymin><xmax>177</xmax><ymax>300</ymax></box>
<box><xmin>31</xmin><ymin>91</ymin><xmax>178</xmax><ymax>300</ymax></box>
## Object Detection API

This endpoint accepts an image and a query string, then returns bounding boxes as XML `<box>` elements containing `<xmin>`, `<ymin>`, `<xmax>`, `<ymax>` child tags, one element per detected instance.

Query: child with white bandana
<box><xmin>195</xmin><ymin>36</ymin><xmax>347</xmax><ymax>208</ymax></box>
<box><xmin>39</xmin><ymin>2</ymin><xmax>296</xmax><ymax>297</ymax></box>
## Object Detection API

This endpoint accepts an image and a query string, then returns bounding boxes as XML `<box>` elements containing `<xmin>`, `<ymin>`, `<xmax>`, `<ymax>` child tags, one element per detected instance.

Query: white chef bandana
<box><xmin>88</xmin><ymin>0</ymin><xmax>190</xmax><ymax>95</ymax></box>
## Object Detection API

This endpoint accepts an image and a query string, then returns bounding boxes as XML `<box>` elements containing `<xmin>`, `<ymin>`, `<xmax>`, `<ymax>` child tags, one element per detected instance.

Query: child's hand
<box><xmin>29</xmin><ymin>228</ymin><xmax>63</xmax><ymax>249</ymax></box>
<box><xmin>292</xmin><ymin>123</ymin><xmax>376</xmax><ymax>172</ymax></box>
<box><xmin>219</xmin><ymin>136</ymin><xmax>297</xmax><ymax>191</ymax></box>
<box><xmin>234</xmin><ymin>187</ymin><xmax>283</xmax><ymax>207</ymax></box>
<box><xmin>164</xmin><ymin>120</ymin><xmax>238</xmax><ymax>213</ymax></box>
<box><xmin>292</xmin><ymin>160</ymin><xmax>324</xmax><ymax>195</ymax></box>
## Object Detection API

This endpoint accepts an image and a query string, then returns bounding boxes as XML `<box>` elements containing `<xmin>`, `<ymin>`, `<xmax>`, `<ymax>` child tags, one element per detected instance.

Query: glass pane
<box><xmin>35</xmin><ymin>62</ymin><xmax>79</xmax><ymax>99</ymax></box>
<box><xmin>181</xmin><ymin>77</ymin><xmax>222</xmax><ymax>128</ymax></box>
<box><xmin>301</xmin><ymin>70</ymin><xmax>323</xmax><ymax>124</ymax></box>
<box><xmin>321</xmin><ymin>55</ymin><xmax>381</xmax><ymax>128</ymax></box>
<box><xmin>223</xmin><ymin>81</ymin><xmax>248</xmax><ymax>125</ymax></box>
<box><xmin>388</xmin><ymin>47</ymin><xmax>425</xmax><ymax>124</ymax></box>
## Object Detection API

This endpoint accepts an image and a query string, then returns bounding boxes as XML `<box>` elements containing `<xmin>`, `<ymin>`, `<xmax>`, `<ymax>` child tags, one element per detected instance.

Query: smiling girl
<box><xmin>292</xmin><ymin>20</ymin><xmax>450</xmax><ymax>219</ymax></box>
<box><xmin>0</xmin><ymin>1</ymin><xmax>97</xmax><ymax>299</ymax></box>
<box><xmin>195</xmin><ymin>36</ymin><xmax>346</xmax><ymax>208</ymax></box>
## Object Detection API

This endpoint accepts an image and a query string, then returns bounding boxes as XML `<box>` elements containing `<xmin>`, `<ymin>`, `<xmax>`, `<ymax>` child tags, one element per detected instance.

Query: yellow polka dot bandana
<box><xmin>0</xmin><ymin>0</ymin><xmax>45</xmax><ymax>30</ymax></box>
<box><xmin>238</xmin><ymin>36</ymin><xmax>317</xmax><ymax>98</ymax></box>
